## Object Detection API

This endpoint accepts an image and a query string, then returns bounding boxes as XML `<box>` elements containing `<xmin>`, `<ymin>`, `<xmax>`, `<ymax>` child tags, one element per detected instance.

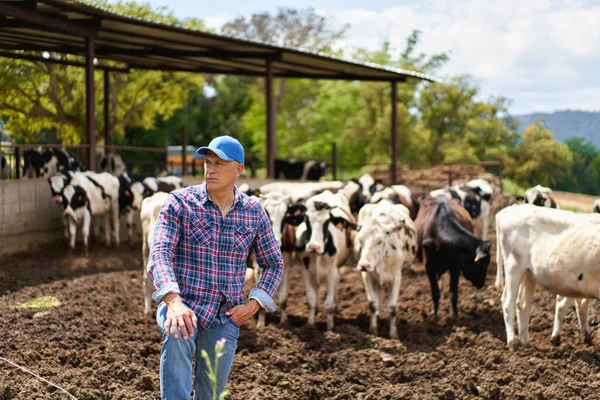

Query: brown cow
<box><xmin>415</xmin><ymin>195</ymin><xmax>491</xmax><ymax>321</ymax></box>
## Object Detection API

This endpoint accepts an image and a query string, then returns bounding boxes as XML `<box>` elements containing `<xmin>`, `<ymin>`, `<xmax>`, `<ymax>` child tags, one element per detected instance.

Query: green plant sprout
<box><xmin>200</xmin><ymin>338</ymin><xmax>230</xmax><ymax>400</ymax></box>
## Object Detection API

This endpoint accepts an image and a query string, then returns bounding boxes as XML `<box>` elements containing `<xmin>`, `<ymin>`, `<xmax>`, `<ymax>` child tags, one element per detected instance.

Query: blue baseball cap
<box><xmin>196</xmin><ymin>135</ymin><xmax>245</xmax><ymax>164</ymax></box>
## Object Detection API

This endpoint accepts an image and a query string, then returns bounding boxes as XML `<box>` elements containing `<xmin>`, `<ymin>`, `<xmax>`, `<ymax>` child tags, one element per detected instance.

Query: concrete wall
<box><xmin>0</xmin><ymin>176</ymin><xmax>277</xmax><ymax>257</ymax></box>
<box><xmin>0</xmin><ymin>178</ymin><xmax>64</xmax><ymax>256</ymax></box>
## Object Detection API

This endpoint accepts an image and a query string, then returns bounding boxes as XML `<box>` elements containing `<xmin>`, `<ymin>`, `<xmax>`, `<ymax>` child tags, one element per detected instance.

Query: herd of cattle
<box><xmin>4</xmin><ymin>146</ymin><xmax>600</xmax><ymax>347</ymax></box>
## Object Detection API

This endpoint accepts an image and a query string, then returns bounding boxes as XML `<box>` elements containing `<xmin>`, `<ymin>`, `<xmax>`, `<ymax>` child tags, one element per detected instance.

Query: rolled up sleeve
<box><xmin>147</xmin><ymin>194</ymin><xmax>182</xmax><ymax>303</ymax></box>
<box><xmin>249</xmin><ymin>208</ymin><xmax>284</xmax><ymax>312</ymax></box>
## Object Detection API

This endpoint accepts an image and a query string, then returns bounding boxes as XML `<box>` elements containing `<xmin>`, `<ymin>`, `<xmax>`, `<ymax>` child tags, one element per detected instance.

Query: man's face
<box><xmin>204</xmin><ymin>151</ymin><xmax>244</xmax><ymax>191</ymax></box>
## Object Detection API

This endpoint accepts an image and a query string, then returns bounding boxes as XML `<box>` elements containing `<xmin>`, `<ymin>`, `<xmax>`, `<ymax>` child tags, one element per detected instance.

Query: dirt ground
<box><xmin>2</xmin><ymin>192</ymin><xmax>600</xmax><ymax>400</ymax></box>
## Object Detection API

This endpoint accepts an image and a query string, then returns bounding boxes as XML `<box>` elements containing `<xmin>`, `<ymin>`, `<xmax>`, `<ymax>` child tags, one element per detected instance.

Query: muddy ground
<box><xmin>2</xmin><ymin>193</ymin><xmax>600</xmax><ymax>399</ymax></box>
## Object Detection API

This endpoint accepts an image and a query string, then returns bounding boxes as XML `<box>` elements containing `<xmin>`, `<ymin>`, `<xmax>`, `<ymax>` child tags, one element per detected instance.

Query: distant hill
<box><xmin>515</xmin><ymin>110</ymin><xmax>600</xmax><ymax>148</ymax></box>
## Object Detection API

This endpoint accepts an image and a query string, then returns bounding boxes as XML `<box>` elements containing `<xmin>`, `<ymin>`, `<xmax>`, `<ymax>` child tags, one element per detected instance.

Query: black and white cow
<box><xmin>295</xmin><ymin>190</ymin><xmax>356</xmax><ymax>330</ymax></box>
<box><xmin>370</xmin><ymin>184</ymin><xmax>419</xmax><ymax>221</ymax></box>
<box><xmin>99</xmin><ymin>153</ymin><xmax>127</xmax><ymax>177</ymax></box>
<box><xmin>23</xmin><ymin>148</ymin><xmax>78</xmax><ymax>178</ymax></box>
<box><xmin>0</xmin><ymin>151</ymin><xmax>10</xmax><ymax>179</ymax></box>
<box><xmin>523</xmin><ymin>185</ymin><xmax>559</xmax><ymax>209</ymax></box>
<box><xmin>415</xmin><ymin>196</ymin><xmax>492</xmax><ymax>321</ymax></box>
<box><xmin>355</xmin><ymin>200</ymin><xmax>417</xmax><ymax>338</ymax></box>
<box><xmin>594</xmin><ymin>199</ymin><xmax>600</xmax><ymax>213</ymax></box>
<box><xmin>129</xmin><ymin>175</ymin><xmax>184</xmax><ymax>212</ymax></box>
<box><xmin>60</xmin><ymin>172</ymin><xmax>120</xmax><ymax>254</ymax></box>
<box><xmin>274</xmin><ymin>159</ymin><xmax>327</xmax><ymax>181</ymax></box>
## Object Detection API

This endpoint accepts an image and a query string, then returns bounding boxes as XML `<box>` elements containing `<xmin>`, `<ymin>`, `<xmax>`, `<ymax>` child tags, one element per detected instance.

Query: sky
<box><xmin>139</xmin><ymin>0</ymin><xmax>600</xmax><ymax>116</ymax></box>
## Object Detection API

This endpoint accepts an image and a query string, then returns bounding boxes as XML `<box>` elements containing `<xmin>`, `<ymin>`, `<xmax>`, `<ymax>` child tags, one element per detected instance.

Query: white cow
<box><xmin>506</xmin><ymin>224</ymin><xmax>600</xmax><ymax>346</ymax></box>
<box><xmin>141</xmin><ymin>192</ymin><xmax>169</xmax><ymax>317</ymax></box>
<box><xmin>355</xmin><ymin>201</ymin><xmax>417</xmax><ymax>338</ymax></box>
<box><xmin>259</xmin><ymin>181</ymin><xmax>345</xmax><ymax>203</ymax></box>
<box><xmin>295</xmin><ymin>190</ymin><xmax>356</xmax><ymax>330</ymax></box>
<box><xmin>496</xmin><ymin>204</ymin><xmax>600</xmax><ymax>345</ymax></box>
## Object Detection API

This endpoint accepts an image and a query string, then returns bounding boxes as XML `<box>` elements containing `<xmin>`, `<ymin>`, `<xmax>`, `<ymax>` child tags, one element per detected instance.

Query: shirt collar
<box><xmin>198</xmin><ymin>183</ymin><xmax>249</xmax><ymax>209</ymax></box>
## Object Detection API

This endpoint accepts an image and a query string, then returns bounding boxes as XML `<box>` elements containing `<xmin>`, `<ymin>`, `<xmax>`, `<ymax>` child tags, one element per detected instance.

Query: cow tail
<box><xmin>495</xmin><ymin>223</ymin><xmax>504</xmax><ymax>292</ymax></box>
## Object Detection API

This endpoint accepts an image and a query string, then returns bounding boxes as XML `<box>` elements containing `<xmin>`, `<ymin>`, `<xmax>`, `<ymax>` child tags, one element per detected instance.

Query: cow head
<box><xmin>118</xmin><ymin>175</ymin><xmax>134</xmax><ymax>214</ymax></box>
<box><xmin>462</xmin><ymin>239</ymin><xmax>492</xmax><ymax>288</ymax></box>
<box><xmin>357</xmin><ymin>174</ymin><xmax>384</xmax><ymax>203</ymax></box>
<box><xmin>462</xmin><ymin>192</ymin><xmax>482</xmax><ymax>219</ymax></box>
<box><xmin>61</xmin><ymin>185</ymin><xmax>89</xmax><ymax>223</ymax></box>
<box><xmin>355</xmin><ymin>219</ymin><xmax>406</xmax><ymax>272</ymax></box>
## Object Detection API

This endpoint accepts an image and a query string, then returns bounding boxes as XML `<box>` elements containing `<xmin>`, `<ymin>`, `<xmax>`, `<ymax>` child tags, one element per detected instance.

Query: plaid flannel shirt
<box><xmin>147</xmin><ymin>183</ymin><xmax>284</xmax><ymax>330</ymax></box>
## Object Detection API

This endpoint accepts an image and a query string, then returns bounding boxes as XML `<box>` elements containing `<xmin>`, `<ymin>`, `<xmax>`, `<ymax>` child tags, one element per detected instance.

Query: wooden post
<box><xmin>103</xmin><ymin>69</ymin><xmax>110</xmax><ymax>152</ymax></box>
<box><xmin>266</xmin><ymin>60</ymin><xmax>275</xmax><ymax>179</ymax></box>
<box><xmin>85</xmin><ymin>36</ymin><xmax>96</xmax><ymax>171</ymax></box>
<box><xmin>390</xmin><ymin>81</ymin><xmax>398</xmax><ymax>185</ymax></box>
<box><xmin>181</xmin><ymin>128</ymin><xmax>188</xmax><ymax>177</ymax></box>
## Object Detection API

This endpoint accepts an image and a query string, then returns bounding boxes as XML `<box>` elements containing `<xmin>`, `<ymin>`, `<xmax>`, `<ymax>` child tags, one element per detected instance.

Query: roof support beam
<box><xmin>265</xmin><ymin>59</ymin><xmax>275</xmax><ymax>179</ymax></box>
<box><xmin>0</xmin><ymin>3</ymin><xmax>99</xmax><ymax>38</ymax></box>
<box><xmin>0</xmin><ymin>51</ymin><xmax>129</xmax><ymax>72</ymax></box>
<box><xmin>85</xmin><ymin>36</ymin><xmax>96</xmax><ymax>172</ymax></box>
<box><xmin>391</xmin><ymin>81</ymin><xmax>398</xmax><ymax>184</ymax></box>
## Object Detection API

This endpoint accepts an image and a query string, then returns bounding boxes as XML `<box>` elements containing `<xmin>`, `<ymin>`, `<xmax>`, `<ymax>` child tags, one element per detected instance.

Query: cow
<box><xmin>415</xmin><ymin>196</ymin><xmax>491</xmax><ymax>321</ymax></box>
<box><xmin>523</xmin><ymin>185</ymin><xmax>559</xmax><ymax>208</ymax></box>
<box><xmin>60</xmin><ymin>172</ymin><xmax>120</xmax><ymax>254</ymax></box>
<box><xmin>355</xmin><ymin>200</ymin><xmax>417</xmax><ymax>338</ymax></box>
<box><xmin>593</xmin><ymin>199</ymin><xmax>600</xmax><ymax>213</ymax></box>
<box><xmin>129</xmin><ymin>175</ymin><xmax>184</xmax><ymax>212</ymax></box>
<box><xmin>141</xmin><ymin>192</ymin><xmax>169</xmax><ymax>317</ymax></box>
<box><xmin>23</xmin><ymin>148</ymin><xmax>78</xmax><ymax>178</ymax></box>
<box><xmin>0</xmin><ymin>151</ymin><xmax>10</xmax><ymax>179</ymax></box>
<box><xmin>117</xmin><ymin>174</ymin><xmax>136</xmax><ymax>246</ymax></box>
<box><xmin>253</xmin><ymin>192</ymin><xmax>307</xmax><ymax>328</ymax></box>
<box><xmin>259</xmin><ymin>181</ymin><xmax>344</xmax><ymax>203</ymax></box>
<box><xmin>495</xmin><ymin>204</ymin><xmax>600</xmax><ymax>346</ymax></box>
<box><xmin>274</xmin><ymin>159</ymin><xmax>327</xmax><ymax>181</ymax></box>
<box><xmin>370</xmin><ymin>184</ymin><xmax>419</xmax><ymax>220</ymax></box>
<box><xmin>295</xmin><ymin>190</ymin><xmax>356</xmax><ymax>330</ymax></box>
<box><xmin>99</xmin><ymin>153</ymin><xmax>127</xmax><ymax>176</ymax></box>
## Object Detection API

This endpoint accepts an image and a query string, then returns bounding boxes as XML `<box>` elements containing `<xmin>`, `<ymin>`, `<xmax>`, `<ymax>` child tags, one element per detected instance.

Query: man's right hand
<box><xmin>164</xmin><ymin>295</ymin><xmax>197</xmax><ymax>340</ymax></box>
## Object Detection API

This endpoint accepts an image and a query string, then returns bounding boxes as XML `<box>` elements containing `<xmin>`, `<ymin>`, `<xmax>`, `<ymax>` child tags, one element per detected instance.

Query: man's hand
<box><xmin>226</xmin><ymin>299</ymin><xmax>261</xmax><ymax>326</ymax></box>
<box><xmin>164</xmin><ymin>296</ymin><xmax>197</xmax><ymax>340</ymax></box>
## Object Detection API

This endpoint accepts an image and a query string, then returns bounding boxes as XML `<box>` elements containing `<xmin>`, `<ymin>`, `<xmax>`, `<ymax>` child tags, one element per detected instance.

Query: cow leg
<box><xmin>516</xmin><ymin>271</ymin><xmax>536</xmax><ymax>346</ymax></box>
<box><xmin>300</xmin><ymin>258</ymin><xmax>318</xmax><ymax>327</ymax></box>
<box><xmin>323</xmin><ymin>263</ymin><xmax>339</xmax><ymax>331</ymax></box>
<box><xmin>494</xmin><ymin>229</ymin><xmax>504</xmax><ymax>291</ymax></box>
<box><xmin>362</xmin><ymin>272</ymin><xmax>380</xmax><ymax>335</ymax></box>
<box><xmin>501</xmin><ymin>255</ymin><xmax>525</xmax><ymax>346</ymax></box>
<box><xmin>126</xmin><ymin>210</ymin><xmax>134</xmax><ymax>246</ymax></box>
<box><xmin>103</xmin><ymin>213</ymin><xmax>111</xmax><ymax>247</ymax></box>
<box><xmin>142</xmin><ymin>230</ymin><xmax>153</xmax><ymax>318</ymax></box>
<box><xmin>254</xmin><ymin>265</ymin><xmax>267</xmax><ymax>328</ymax></box>
<box><xmin>550</xmin><ymin>295</ymin><xmax>571</xmax><ymax>345</ymax></box>
<box><xmin>388</xmin><ymin>270</ymin><xmax>402</xmax><ymax>339</ymax></box>
<box><xmin>574</xmin><ymin>298</ymin><xmax>592</xmax><ymax>345</ymax></box>
<box><xmin>62</xmin><ymin>215</ymin><xmax>70</xmax><ymax>239</ymax></box>
<box><xmin>449</xmin><ymin>269</ymin><xmax>460</xmax><ymax>320</ymax></box>
<box><xmin>112</xmin><ymin>205</ymin><xmax>121</xmax><ymax>248</ymax></box>
<box><xmin>425</xmin><ymin>263</ymin><xmax>441</xmax><ymax>322</ymax></box>
<box><xmin>81</xmin><ymin>211</ymin><xmax>91</xmax><ymax>256</ymax></box>
<box><xmin>278</xmin><ymin>251</ymin><xmax>292</xmax><ymax>325</ymax></box>
<box><xmin>68</xmin><ymin>218</ymin><xmax>77</xmax><ymax>254</ymax></box>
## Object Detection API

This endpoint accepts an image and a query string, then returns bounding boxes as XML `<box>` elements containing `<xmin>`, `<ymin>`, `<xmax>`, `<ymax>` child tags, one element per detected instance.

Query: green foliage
<box><xmin>502</xmin><ymin>178</ymin><xmax>526</xmax><ymax>197</ymax></box>
<box><xmin>506</xmin><ymin>120</ymin><xmax>574</xmax><ymax>187</ymax></box>
<box><xmin>0</xmin><ymin>0</ymin><xmax>205</xmax><ymax>144</ymax></box>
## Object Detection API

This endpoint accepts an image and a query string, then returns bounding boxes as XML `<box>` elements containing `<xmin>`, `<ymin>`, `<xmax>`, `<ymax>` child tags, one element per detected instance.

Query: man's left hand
<box><xmin>226</xmin><ymin>299</ymin><xmax>261</xmax><ymax>325</ymax></box>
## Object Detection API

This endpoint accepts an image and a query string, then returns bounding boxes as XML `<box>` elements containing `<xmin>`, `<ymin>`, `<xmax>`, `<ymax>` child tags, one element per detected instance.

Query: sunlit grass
<box><xmin>11</xmin><ymin>296</ymin><xmax>61</xmax><ymax>309</ymax></box>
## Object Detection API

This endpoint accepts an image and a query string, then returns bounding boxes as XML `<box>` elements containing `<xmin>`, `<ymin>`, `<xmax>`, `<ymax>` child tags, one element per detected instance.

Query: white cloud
<box><xmin>317</xmin><ymin>0</ymin><xmax>600</xmax><ymax>114</ymax></box>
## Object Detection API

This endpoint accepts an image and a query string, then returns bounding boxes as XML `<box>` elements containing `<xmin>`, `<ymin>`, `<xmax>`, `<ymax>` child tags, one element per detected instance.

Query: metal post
<box><xmin>332</xmin><ymin>142</ymin><xmax>338</xmax><ymax>181</ymax></box>
<box><xmin>104</xmin><ymin>69</ymin><xmax>110</xmax><ymax>152</ymax></box>
<box><xmin>391</xmin><ymin>81</ymin><xmax>398</xmax><ymax>184</ymax></box>
<box><xmin>85</xmin><ymin>36</ymin><xmax>96</xmax><ymax>171</ymax></box>
<box><xmin>265</xmin><ymin>60</ymin><xmax>275</xmax><ymax>179</ymax></box>
<box><xmin>181</xmin><ymin>128</ymin><xmax>188</xmax><ymax>177</ymax></box>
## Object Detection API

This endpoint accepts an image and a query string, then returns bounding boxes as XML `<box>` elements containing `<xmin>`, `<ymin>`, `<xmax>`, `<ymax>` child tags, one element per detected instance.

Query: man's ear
<box><xmin>236</xmin><ymin>163</ymin><xmax>245</xmax><ymax>177</ymax></box>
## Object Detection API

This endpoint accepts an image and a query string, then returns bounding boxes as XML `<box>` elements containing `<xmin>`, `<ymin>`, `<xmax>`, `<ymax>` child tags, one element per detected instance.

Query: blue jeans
<box><xmin>156</xmin><ymin>302</ymin><xmax>240</xmax><ymax>400</ymax></box>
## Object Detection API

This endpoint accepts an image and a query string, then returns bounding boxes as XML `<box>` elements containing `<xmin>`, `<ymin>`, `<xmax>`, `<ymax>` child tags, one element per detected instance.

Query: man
<box><xmin>148</xmin><ymin>135</ymin><xmax>284</xmax><ymax>399</ymax></box>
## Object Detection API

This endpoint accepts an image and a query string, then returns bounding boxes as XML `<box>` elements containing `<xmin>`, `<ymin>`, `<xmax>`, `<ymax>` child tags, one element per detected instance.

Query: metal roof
<box><xmin>0</xmin><ymin>0</ymin><xmax>439</xmax><ymax>82</ymax></box>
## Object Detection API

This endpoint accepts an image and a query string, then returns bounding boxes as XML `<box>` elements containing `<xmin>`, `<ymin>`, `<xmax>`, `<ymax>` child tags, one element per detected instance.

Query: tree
<box><xmin>507</xmin><ymin>120</ymin><xmax>573</xmax><ymax>187</ymax></box>
<box><xmin>0</xmin><ymin>0</ymin><xmax>206</xmax><ymax>144</ymax></box>
<box><xmin>557</xmin><ymin>137</ymin><xmax>600</xmax><ymax>194</ymax></box>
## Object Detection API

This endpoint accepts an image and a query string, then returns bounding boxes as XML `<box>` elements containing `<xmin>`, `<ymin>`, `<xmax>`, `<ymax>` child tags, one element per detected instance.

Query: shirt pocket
<box><xmin>190</xmin><ymin>217</ymin><xmax>212</xmax><ymax>247</ymax></box>
<box><xmin>234</xmin><ymin>224</ymin><xmax>253</xmax><ymax>254</ymax></box>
